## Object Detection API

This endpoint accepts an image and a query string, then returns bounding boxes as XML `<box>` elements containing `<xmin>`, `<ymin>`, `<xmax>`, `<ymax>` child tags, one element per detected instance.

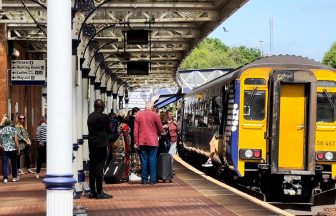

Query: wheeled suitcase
<box><xmin>104</xmin><ymin>160</ymin><xmax>125</xmax><ymax>184</ymax></box>
<box><xmin>157</xmin><ymin>153</ymin><xmax>173</xmax><ymax>182</ymax></box>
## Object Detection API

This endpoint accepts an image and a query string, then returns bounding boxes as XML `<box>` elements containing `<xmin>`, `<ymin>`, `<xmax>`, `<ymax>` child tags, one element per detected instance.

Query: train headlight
<box><xmin>239</xmin><ymin>149</ymin><xmax>262</xmax><ymax>160</ymax></box>
<box><xmin>254</xmin><ymin>150</ymin><xmax>261</xmax><ymax>158</ymax></box>
<box><xmin>325</xmin><ymin>152</ymin><xmax>333</xmax><ymax>161</ymax></box>
<box><xmin>317</xmin><ymin>152</ymin><xmax>324</xmax><ymax>160</ymax></box>
<box><xmin>244</xmin><ymin>150</ymin><xmax>253</xmax><ymax>158</ymax></box>
<box><xmin>316</xmin><ymin>151</ymin><xmax>336</xmax><ymax>161</ymax></box>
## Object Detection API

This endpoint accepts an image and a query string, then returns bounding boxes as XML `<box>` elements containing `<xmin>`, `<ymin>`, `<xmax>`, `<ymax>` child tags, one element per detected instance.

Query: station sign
<box><xmin>11</xmin><ymin>60</ymin><xmax>46</xmax><ymax>85</ymax></box>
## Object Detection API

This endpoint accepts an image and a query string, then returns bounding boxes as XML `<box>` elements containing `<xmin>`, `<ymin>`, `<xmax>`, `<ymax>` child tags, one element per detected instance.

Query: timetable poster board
<box><xmin>11</xmin><ymin>60</ymin><xmax>46</xmax><ymax>85</ymax></box>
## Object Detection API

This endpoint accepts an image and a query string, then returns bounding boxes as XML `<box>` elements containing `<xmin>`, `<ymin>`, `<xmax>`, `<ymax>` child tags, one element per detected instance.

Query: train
<box><xmin>178</xmin><ymin>55</ymin><xmax>336</xmax><ymax>204</ymax></box>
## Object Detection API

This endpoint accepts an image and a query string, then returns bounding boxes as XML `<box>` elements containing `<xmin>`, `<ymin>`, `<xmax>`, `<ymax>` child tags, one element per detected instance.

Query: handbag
<box><xmin>159</xmin><ymin>129</ymin><xmax>171</xmax><ymax>153</ymax></box>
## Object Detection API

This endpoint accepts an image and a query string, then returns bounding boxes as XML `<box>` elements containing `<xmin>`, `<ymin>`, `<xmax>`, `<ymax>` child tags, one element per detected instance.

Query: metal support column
<box><xmin>100</xmin><ymin>87</ymin><xmax>106</xmax><ymax>113</ymax></box>
<box><xmin>41</xmin><ymin>87</ymin><xmax>47</xmax><ymax>117</ymax></box>
<box><xmin>106</xmin><ymin>91</ymin><xmax>112</xmax><ymax>114</ymax></box>
<box><xmin>82</xmin><ymin>68</ymin><xmax>90</xmax><ymax>176</ymax></box>
<box><xmin>94</xmin><ymin>82</ymin><xmax>101</xmax><ymax>100</ymax></box>
<box><xmin>71</xmin><ymin>41</ymin><xmax>79</xmax><ymax>186</ymax></box>
<box><xmin>43</xmin><ymin>0</ymin><xmax>76</xmax><ymax>215</ymax></box>
<box><xmin>112</xmin><ymin>93</ymin><xmax>118</xmax><ymax>113</ymax></box>
<box><xmin>89</xmin><ymin>76</ymin><xmax>95</xmax><ymax>113</ymax></box>
<box><xmin>76</xmin><ymin>55</ymin><xmax>84</xmax><ymax>186</ymax></box>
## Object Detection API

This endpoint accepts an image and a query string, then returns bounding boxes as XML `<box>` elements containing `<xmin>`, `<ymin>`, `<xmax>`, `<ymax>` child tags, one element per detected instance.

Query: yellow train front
<box><xmin>312</xmin><ymin>68</ymin><xmax>336</xmax><ymax>194</ymax></box>
<box><xmin>180</xmin><ymin>55</ymin><xmax>336</xmax><ymax>204</ymax></box>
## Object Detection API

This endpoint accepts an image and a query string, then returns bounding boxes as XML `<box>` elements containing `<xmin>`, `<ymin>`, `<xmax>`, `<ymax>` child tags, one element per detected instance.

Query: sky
<box><xmin>209</xmin><ymin>0</ymin><xmax>336</xmax><ymax>61</ymax></box>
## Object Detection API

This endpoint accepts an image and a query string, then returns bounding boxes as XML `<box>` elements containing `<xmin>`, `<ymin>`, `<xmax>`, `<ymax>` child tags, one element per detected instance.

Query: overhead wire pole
<box><xmin>269</xmin><ymin>17</ymin><xmax>273</xmax><ymax>56</ymax></box>
<box><xmin>43</xmin><ymin>0</ymin><xmax>76</xmax><ymax>215</ymax></box>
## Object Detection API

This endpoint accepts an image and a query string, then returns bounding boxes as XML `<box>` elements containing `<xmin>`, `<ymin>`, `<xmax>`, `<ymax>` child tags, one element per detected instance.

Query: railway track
<box><xmin>177</xmin><ymin>156</ymin><xmax>336</xmax><ymax>216</ymax></box>
<box><xmin>175</xmin><ymin>156</ymin><xmax>293</xmax><ymax>216</ymax></box>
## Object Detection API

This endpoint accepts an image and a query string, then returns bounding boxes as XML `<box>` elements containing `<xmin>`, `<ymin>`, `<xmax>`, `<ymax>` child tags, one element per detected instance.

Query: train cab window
<box><xmin>243</xmin><ymin>89</ymin><xmax>266</xmax><ymax>120</ymax></box>
<box><xmin>244</xmin><ymin>78</ymin><xmax>266</xmax><ymax>85</ymax></box>
<box><xmin>317</xmin><ymin>91</ymin><xmax>336</xmax><ymax>122</ymax></box>
<box><xmin>317</xmin><ymin>80</ymin><xmax>336</xmax><ymax>87</ymax></box>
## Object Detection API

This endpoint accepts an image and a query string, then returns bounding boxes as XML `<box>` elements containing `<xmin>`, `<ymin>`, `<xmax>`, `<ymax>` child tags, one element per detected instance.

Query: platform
<box><xmin>0</xmin><ymin>159</ymin><xmax>280</xmax><ymax>216</ymax></box>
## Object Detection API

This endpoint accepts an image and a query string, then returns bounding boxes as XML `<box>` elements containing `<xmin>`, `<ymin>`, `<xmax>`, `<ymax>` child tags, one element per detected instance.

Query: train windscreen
<box><xmin>243</xmin><ymin>90</ymin><xmax>266</xmax><ymax>121</ymax></box>
<box><xmin>317</xmin><ymin>91</ymin><xmax>336</xmax><ymax>122</ymax></box>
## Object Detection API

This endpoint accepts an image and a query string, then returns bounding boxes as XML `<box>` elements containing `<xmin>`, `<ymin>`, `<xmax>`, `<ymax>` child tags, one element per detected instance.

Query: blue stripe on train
<box><xmin>231</xmin><ymin>80</ymin><xmax>241</xmax><ymax>176</ymax></box>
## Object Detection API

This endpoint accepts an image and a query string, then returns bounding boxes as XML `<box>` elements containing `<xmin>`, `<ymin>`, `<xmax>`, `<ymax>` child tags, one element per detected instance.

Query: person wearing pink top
<box><xmin>134</xmin><ymin>101</ymin><xmax>163</xmax><ymax>184</ymax></box>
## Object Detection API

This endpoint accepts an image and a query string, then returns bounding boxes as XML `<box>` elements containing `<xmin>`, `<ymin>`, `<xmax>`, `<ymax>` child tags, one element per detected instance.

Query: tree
<box><xmin>180</xmin><ymin>38</ymin><xmax>260</xmax><ymax>70</ymax></box>
<box><xmin>322</xmin><ymin>42</ymin><xmax>336</xmax><ymax>69</ymax></box>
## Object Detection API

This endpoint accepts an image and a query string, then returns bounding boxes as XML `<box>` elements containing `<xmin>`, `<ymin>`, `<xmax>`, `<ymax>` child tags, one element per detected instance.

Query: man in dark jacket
<box><xmin>87</xmin><ymin>99</ymin><xmax>112</xmax><ymax>199</ymax></box>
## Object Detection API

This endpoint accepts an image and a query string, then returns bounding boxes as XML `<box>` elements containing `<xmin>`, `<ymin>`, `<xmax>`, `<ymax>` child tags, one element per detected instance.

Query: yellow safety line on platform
<box><xmin>174</xmin><ymin>156</ymin><xmax>295</xmax><ymax>216</ymax></box>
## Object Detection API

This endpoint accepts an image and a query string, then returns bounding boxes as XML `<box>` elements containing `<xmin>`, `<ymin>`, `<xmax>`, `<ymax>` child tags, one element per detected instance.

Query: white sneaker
<box><xmin>18</xmin><ymin>169</ymin><xmax>25</xmax><ymax>175</ymax></box>
<box><xmin>13</xmin><ymin>177</ymin><xmax>20</xmax><ymax>182</ymax></box>
<box><xmin>27</xmin><ymin>169</ymin><xmax>34</xmax><ymax>174</ymax></box>
<box><xmin>3</xmin><ymin>179</ymin><xmax>8</xmax><ymax>184</ymax></box>
<box><xmin>129</xmin><ymin>173</ymin><xmax>142</xmax><ymax>182</ymax></box>
<box><xmin>202</xmin><ymin>159</ymin><xmax>213</xmax><ymax>167</ymax></box>
<box><xmin>36</xmin><ymin>173</ymin><xmax>40</xmax><ymax>179</ymax></box>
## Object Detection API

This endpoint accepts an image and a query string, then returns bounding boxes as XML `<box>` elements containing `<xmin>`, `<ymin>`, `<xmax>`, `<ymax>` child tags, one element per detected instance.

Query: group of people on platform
<box><xmin>87</xmin><ymin>99</ymin><xmax>180</xmax><ymax>199</ymax></box>
<box><xmin>0</xmin><ymin>99</ymin><xmax>180</xmax><ymax>199</ymax></box>
<box><xmin>0</xmin><ymin>114</ymin><xmax>47</xmax><ymax>183</ymax></box>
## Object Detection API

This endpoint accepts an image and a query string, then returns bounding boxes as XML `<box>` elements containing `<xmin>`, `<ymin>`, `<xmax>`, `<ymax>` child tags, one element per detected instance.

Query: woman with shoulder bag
<box><xmin>163</xmin><ymin>110</ymin><xmax>180</xmax><ymax>157</ymax></box>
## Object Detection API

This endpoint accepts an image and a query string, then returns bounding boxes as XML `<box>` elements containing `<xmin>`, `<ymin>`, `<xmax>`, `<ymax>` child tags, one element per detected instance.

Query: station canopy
<box><xmin>1</xmin><ymin>0</ymin><xmax>247</xmax><ymax>89</ymax></box>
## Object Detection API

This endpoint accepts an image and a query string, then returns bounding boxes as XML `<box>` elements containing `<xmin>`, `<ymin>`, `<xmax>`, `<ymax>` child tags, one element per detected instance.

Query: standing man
<box><xmin>16</xmin><ymin>115</ymin><xmax>32</xmax><ymax>175</ymax></box>
<box><xmin>134</xmin><ymin>101</ymin><xmax>163</xmax><ymax>184</ymax></box>
<box><xmin>87</xmin><ymin>99</ymin><xmax>112</xmax><ymax>199</ymax></box>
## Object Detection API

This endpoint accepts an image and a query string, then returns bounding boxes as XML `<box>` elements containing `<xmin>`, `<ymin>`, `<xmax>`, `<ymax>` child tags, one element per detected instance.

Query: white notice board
<box><xmin>11</xmin><ymin>60</ymin><xmax>46</xmax><ymax>85</ymax></box>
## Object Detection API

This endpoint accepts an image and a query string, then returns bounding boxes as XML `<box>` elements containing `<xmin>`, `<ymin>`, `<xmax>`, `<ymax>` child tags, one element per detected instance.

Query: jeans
<box><xmin>140</xmin><ymin>146</ymin><xmax>158</xmax><ymax>183</ymax></box>
<box><xmin>2</xmin><ymin>151</ymin><xmax>18</xmax><ymax>179</ymax></box>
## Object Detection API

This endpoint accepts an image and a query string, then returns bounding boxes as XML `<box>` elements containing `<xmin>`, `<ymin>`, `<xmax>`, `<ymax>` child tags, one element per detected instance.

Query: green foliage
<box><xmin>180</xmin><ymin>38</ymin><xmax>261</xmax><ymax>70</ymax></box>
<box><xmin>322</xmin><ymin>42</ymin><xmax>336</xmax><ymax>69</ymax></box>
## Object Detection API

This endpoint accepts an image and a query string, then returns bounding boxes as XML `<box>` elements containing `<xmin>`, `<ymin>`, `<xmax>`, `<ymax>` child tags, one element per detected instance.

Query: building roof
<box><xmin>1</xmin><ymin>0</ymin><xmax>248</xmax><ymax>89</ymax></box>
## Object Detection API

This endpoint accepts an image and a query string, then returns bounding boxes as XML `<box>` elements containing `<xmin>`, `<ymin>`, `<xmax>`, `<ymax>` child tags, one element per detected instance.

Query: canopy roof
<box><xmin>1</xmin><ymin>0</ymin><xmax>247</xmax><ymax>89</ymax></box>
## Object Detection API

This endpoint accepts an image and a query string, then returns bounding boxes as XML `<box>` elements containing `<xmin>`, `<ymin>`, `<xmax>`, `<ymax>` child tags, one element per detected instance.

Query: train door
<box><xmin>267</xmin><ymin>70</ymin><xmax>317</xmax><ymax>174</ymax></box>
<box><xmin>278</xmin><ymin>84</ymin><xmax>305</xmax><ymax>170</ymax></box>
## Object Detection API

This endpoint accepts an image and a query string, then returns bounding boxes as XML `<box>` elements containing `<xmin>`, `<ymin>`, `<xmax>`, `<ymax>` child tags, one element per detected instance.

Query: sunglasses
<box><xmin>19</xmin><ymin>117</ymin><xmax>25</xmax><ymax>120</ymax></box>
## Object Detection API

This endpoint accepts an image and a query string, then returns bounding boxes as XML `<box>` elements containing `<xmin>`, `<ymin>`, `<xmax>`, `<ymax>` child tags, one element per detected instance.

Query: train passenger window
<box><xmin>185</xmin><ymin>111</ymin><xmax>193</xmax><ymax>127</ymax></box>
<box><xmin>317</xmin><ymin>80</ymin><xmax>336</xmax><ymax>87</ymax></box>
<box><xmin>316</xmin><ymin>92</ymin><xmax>336</xmax><ymax>122</ymax></box>
<box><xmin>243</xmin><ymin>90</ymin><xmax>266</xmax><ymax>120</ymax></box>
<box><xmin>244</xmin><ymin>78</ymin><xmax>266</xmax><ymax>85</ymax></box>
<box><xmin>195</xmin><ymin>103</ymin><xmax>207</xmax><ymax>127</ymax></box>
<box><xmin>203</xmin><ymin>102</ymin><xmax>209</xmax><ymax>125</ymax></box>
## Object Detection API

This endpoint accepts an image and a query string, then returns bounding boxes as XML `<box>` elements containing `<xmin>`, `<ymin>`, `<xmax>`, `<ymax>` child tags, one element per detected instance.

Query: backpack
<box><xmin>109</xmin><ymin>118</ymin><xmax>120</xmax><ymax>142</ymax></box>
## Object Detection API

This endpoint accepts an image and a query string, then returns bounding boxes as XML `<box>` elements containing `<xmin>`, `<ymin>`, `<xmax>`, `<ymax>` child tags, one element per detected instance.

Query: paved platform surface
<box><xmin>0</xmin><ymin>160</ymin><xmax>277</xmax><ymax>216</ymax></box>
